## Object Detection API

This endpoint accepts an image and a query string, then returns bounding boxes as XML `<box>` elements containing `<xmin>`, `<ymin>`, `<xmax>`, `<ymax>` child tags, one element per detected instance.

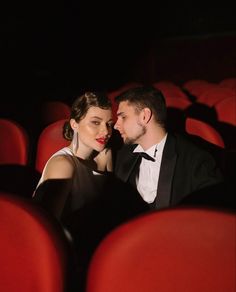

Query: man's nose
<box><xmin>114</xmin><ymin>120</ymin><xmax>119</xmax><ymax>130</ymax></box>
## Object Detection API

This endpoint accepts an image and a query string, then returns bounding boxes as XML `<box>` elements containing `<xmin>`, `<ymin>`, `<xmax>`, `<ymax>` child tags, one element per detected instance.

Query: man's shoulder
<box><xmin>171</xmin><ymin>132</ymin><xmax>210</xmax><ymax>151</ymax></box>
<box><xmin>170</xmin><ymin>133</ymin><xmax>224</xmax><ymax>165</ymax></box>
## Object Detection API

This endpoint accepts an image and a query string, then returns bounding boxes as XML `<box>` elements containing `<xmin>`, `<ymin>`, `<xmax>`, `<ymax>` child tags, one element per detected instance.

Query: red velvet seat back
<box><xmin>87</xmin><ymin>208</ymin><xmax>236</xmax><ymax>292</ymax></box>
<box><xmin>0</xmin><ymin>192</ymin><xmax>72</xmax><ymax>292</ymax></box>
<box><xmin>198</xmin><ymin>87</ymin><xmax>236</xmax><ymax>106</ymax></box>
<box><xmin>0</xmin><ymin>118</ymin><xmax>29</xmax><ymax>165</ymax></box>
<box><xmin>182</xmin><ymin>79</ymin><xmax>217</xmax><ymax>98</ymax></box>
<box><xmin>219</xmin><ymin>77</ymin><xmax>236</xmax><ymax>90</ymax></box>
<box><xmin>153</xmin><ymin>81</ymin><xmax>189</xmax><ymax>100</ymax></box>
<box><xmin>165</xmin><ymin>96</ymin><xmax>192</xmax><ymax>110</ymax></box>
<box><xmin>214</xmin><ymin>96</ymin><xmax>236</xmax><ymax>126</ymax></box>
<box><xmin>185</xmin><ymin>117</ymin><xmax>225</xmax><ymax>148</ymax></box>
<box><xmin>40</xmin><ymin>101</ymin><xmax>71</xmax><ymax>127</ymax></box>
<box><xmin>35</xmin><ymin>119</ymin><xmax>69</xmax><ymax>173</ymax></box>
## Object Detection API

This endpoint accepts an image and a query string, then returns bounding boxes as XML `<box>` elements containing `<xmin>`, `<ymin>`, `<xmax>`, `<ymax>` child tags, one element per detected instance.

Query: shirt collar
<box><xmin>133</xmin><ymin>134</ymin><xmax>168</xmax><ymax>159</ymax></box>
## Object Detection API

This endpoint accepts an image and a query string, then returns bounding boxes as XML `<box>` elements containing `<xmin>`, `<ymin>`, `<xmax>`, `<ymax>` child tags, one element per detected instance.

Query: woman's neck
<box><xmin>69</xmin><ymin>144</ymin><xmax>95</xmax><ymax>160</ymax></box>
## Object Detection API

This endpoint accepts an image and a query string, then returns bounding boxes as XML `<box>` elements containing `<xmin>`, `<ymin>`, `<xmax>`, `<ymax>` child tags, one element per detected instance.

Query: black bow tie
<box><xmin>138</xmin><ymin>152</ymin><xmax>155</xmax><ymax>162</ymax></box>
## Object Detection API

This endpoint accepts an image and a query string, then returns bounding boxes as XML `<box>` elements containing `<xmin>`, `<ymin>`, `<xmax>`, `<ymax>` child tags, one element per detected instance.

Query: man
<box><xmin>114</xmin><ymin>86</ymin><xmax>224</xmax><ymax>210</ymax></box>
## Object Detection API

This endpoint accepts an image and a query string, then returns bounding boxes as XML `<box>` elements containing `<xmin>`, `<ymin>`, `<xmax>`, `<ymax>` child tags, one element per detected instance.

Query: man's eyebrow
<box><xmin>117</xmin><ymin>112</ymin><xmax>124</xmax><ymax>117</ymax></box>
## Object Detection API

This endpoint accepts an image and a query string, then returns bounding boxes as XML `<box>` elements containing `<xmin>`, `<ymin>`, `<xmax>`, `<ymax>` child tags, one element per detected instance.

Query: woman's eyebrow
<box><xmin>90</xmin><ymin>116</ymin><xmax>102</xmax><ymax>120</ymax></box>
<box><xmin>90</xmin><ymin>116</ymin><xmax>113</xmax><ymax>122</ymax></box>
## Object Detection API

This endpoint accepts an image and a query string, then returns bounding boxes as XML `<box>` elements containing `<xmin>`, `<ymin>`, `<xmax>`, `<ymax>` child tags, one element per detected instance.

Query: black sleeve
<box><xmin>33</xmin><ymin>178</ymin><xmax>72</xmax><ymax>219</ymax></box>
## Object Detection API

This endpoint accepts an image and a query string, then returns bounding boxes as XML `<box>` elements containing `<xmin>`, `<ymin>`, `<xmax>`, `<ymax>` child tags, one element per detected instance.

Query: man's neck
<box><xmin>139</xmin><ymin>125</ymin><xmax>167</xmax><ymax>151</ymax></box>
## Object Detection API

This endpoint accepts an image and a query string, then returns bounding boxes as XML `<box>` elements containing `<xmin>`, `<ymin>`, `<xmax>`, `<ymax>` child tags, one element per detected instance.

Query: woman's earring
<box><xmin>72</xmin><ymin>131</ymin><xmax>79</xmax><ymax>154</ymax></box>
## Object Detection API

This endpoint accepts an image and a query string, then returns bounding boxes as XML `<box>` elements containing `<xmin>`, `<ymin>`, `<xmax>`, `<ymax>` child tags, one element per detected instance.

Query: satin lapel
<box><xmin>154</xmin><ymin>134</ymin><xmax>177</xmax><ymax>209</ymax></box>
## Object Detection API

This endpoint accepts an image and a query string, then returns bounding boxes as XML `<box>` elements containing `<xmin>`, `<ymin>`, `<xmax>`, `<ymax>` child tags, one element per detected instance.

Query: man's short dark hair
<box><xmin>115</xmin><ymin>86</ymin><xmax>167</xmax><ymax>128</ymax></box>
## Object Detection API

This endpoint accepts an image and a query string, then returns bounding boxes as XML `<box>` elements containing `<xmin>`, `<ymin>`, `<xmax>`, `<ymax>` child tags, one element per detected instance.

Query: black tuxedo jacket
<box><xmin>115</xmin><ymin>133</ymin><xmax>224</xmax><ymax>210</ymax></box>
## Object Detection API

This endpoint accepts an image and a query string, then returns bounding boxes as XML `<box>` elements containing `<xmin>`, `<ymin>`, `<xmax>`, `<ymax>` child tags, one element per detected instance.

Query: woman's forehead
<box><xmin>86</xmin><ymin>106</ymin><xmax>112</xmax><ymax>119</ymax></box>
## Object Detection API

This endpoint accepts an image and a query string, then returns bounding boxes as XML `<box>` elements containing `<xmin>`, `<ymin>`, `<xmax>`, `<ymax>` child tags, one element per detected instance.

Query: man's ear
<box><xmin>140</xmin><ymin>107</ymin><xmax>152</xmax><ymax>124</ymax></box>
<box><xmin>70</xmin><ymin>119</ymin><xmax>78</xmax><ymax>130</ymax></box>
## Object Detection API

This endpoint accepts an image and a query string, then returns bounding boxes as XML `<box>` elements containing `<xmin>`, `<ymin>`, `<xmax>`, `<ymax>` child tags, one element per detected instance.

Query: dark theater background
<box><xmin>0</xmin><ymin>1</ymin><xmax>236</xmax><ymax>142</ymax></box>
<box><xmin>0</xmin><ymin>3</ymin><xmax>235</xmax><ymax>291</ymax></box>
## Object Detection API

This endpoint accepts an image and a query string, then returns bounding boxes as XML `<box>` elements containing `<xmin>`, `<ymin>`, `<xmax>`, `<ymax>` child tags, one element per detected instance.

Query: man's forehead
<box><xmin>118</xmin><ymin>101</ymin><xmax>133</xmax><ymax>111</ymax></box>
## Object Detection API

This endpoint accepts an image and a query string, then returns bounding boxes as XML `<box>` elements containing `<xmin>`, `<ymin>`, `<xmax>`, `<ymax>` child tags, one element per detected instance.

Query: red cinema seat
<box><xmin>214</xmin><ymin>96</ymin><xmax>236</xmax><ymax>126</ymax></box>
<box><xmin>185</xmin><ymin>117</ymin><xmax>225</xmax><ymax>148</ymax></box>
<box><xmin>86</xmin><ymin>207</ymin><xmax>236</xmax><ymax>292</ymax></box>
<box><xmin>35</xmin><ymin>119</ymin><xmax>69</xmax><ymax>173</ymax></box>
<box><xmin>0</xmin><ymin>192</ymin><xmax>75</xmax><ymax>292</ymax></box>
<box><xmin>0</xmin><ymin>118</ymin><xmax>29</xmax><ymax>165</ymax></box>
<box><xmin>40</xmin><ymin>101</ymin><xmax>70</xmax><ymax>127</ymax></box>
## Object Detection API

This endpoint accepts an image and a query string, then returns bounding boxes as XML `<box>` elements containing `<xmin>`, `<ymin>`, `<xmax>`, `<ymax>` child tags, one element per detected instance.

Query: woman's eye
<box><xmin>107</xmin><ymin>123</ymin><xmax>114</xmax><ymax>128</ymax></box>
<box><xmin>92</xmin><ymin>121</ymin><xmax>100</xmax><ymax>125</ymax></box>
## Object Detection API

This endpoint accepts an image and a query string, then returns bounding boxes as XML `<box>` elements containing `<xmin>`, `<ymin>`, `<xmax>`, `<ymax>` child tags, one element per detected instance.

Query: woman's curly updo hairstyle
<box><xmin>63</xmin><ymin>92</ymin><xmax>112</xmax><ymax>141</ymax></box>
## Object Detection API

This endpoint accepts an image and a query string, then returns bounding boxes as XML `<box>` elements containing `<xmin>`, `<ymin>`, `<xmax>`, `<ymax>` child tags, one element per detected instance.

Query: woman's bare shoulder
<box><xmin>43</xmin><ymin>154</ymin><xmax>75</xmax><ymax>180</ymax></box>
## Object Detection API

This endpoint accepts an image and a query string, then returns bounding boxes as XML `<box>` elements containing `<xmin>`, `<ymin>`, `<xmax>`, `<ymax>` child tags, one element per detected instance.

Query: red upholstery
<box><xmin>35</xmin><ymin>119</ymin><xmax>69</xmax><ymax>173</ymax></box>
<box><xmin>107</xmin><ymin>91</ymin><xmax>119</xmax><ymax>121</ymax></box>
<box><xmin>0</xmin><ymin>192</ymin><xmax>72</xmax><ymax>292</ymax></box>
<box><xmin>165</xmin><ymin>96</ymin><xmax>192</xmax><ymax>110</ymax></box>
<box><xmin>214</xmin><ymin>96</ymin><xmax>236</xmax><ymax>126</ymax></box>
<box><xmin>219</xmin><ymin>77</ymin><xmax>236</xmax><ymax>89</ymax></box>
<box><xmin>0</xmin><ymin>118</ymin><xmax>29</xmax><ymax>165</ymax></box>
<box><xmin>185</xmin><ymin>117</ymin><xmax>225</xmax><ymax>148</ymax></box>
<box><xmin>153</xmin><ymin>81</ymin><xmax>189</xmax><ymax>99</ymax></box>
<box><xmin>86</xmin><ymin>208</ymin><xmax>236</xmax><ymax>292</ymax></box>
<box><xmin>198</xmin><ymin>87</ymin><xmax>236</xmax><ymax>106</ymax></box>
<box><xmin>41</xmin><ymin>101</ymin><xmax>70</xmax><ymax>127</ymax></box>
<box><xmin>182</xmin><ymin>80</ymin><xmax>218</xmax><ymax>99</ymax></box>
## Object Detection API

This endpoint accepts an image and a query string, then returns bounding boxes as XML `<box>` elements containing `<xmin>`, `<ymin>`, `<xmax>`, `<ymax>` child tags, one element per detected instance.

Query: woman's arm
<box><xmin>34</xmin><ymin>155</ymin><xmax>75</xmax><ymax>219</ymax></box>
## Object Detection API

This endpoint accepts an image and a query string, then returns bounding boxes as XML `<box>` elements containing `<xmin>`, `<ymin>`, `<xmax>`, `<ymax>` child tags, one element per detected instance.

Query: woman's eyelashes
<box><xmin>90</xmin><ymin>120</ymin><xmax>114</xmax><ymax>129</ymax></box>
<box><xmin>91</xmin><ymin>121</ymin><xmax>114</xmax><ymax>128</ymax></box>
<box><xmin>107</xmin><ymin>122</ymin><xmax>114</xmax><ymax>129</ymax></box>
<box><xmin>91</xmin><ymin>120</ymin><xmax>100</xmax><ymax>126</ymax></box>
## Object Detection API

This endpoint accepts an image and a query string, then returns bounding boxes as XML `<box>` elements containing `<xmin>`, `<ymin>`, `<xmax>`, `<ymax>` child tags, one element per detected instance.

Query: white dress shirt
<box><xmin>133</xmin><ymin>134</ymin><xmax>167</xmax><ymax>203</ymax></box>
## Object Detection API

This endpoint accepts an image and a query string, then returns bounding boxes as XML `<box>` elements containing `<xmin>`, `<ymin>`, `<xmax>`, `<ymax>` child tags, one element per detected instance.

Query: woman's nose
<box><xmin>100</xmin><ymin>124</ymin><xmax>110</xmax><ymax>136</ymax></box>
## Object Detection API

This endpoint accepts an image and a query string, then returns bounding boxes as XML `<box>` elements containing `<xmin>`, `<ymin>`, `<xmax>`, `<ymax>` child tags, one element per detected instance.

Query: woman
<box><xmin>34</xmin><ymin>91</ymin><xmax>114</xmax><ymax>217</ymax></box>
<box><xmin>33</xmin><ymin>91</ymin><xmax>147</xmax><ymax>290</ymax></box>
<box><xmin>33</xmin><ymin>92</ymin><xmax>116</xmax><ymax>288</ymax></box>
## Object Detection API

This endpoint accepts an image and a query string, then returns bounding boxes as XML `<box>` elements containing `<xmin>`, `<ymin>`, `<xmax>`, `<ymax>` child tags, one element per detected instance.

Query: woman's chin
<box><xmin>94</xmin><ymin>144</ymin><xmax>106</xmax><ymax>152</ymax></box>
